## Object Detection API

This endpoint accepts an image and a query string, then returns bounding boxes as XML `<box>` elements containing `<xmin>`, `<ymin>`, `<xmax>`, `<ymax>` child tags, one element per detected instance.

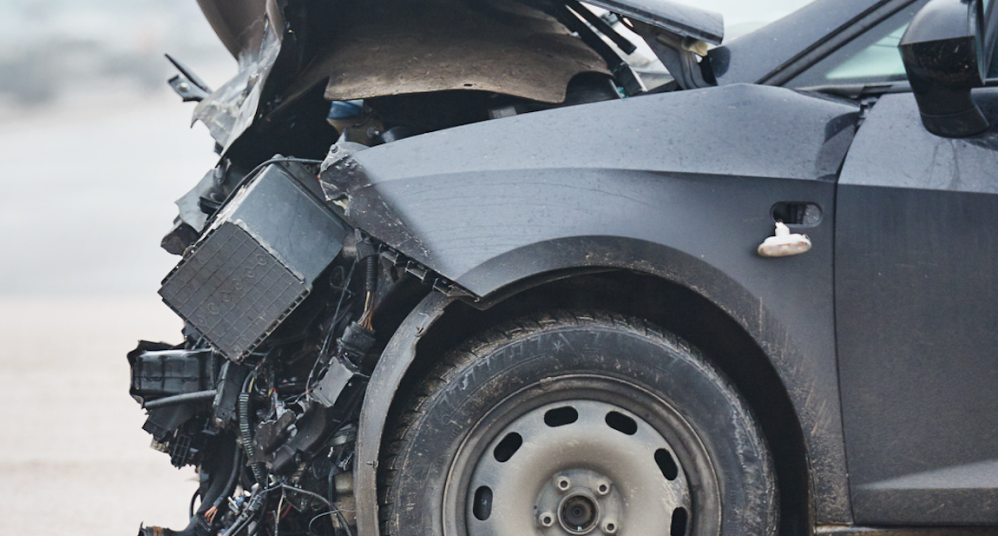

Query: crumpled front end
<box><xmin>133</xmin><ymin>0</ymin><xmax>729</xmax><ymax>534</ymax></box>
<box><xmin>183</xmin><ymin>0</ymin><xmax>723</xmax><ymax>154</ymax></box>
<box><xmin>132</xmin><ymin>160</ymin><xmax>377</xmax><ymax>536</ymax></box>
<box><xmin>188</xmin><ymin>0</ymin><xmax>623</xmax><ymax>154</ymax></box>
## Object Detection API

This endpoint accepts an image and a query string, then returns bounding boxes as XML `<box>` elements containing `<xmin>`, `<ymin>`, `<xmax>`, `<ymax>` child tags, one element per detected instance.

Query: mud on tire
<box><xmin>380</xmin><ymin>311</ymin><xmax>778</xmax><ymax>536</ymax></box>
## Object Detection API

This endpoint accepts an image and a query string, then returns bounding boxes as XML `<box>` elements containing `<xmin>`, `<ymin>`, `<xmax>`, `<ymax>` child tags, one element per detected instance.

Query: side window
<box><xmin>822</xmin><ymin>23</ymin><xmax>907</xmax><ymax>83</ymax></box>
<box><xmin>785</xmin><ymin>0</ymin><xmax>927</xmax><ymax>89</ymax></box>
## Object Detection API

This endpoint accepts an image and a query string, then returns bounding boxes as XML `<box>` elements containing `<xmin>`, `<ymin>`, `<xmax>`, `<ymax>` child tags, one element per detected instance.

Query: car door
<box><xmin>835</xmin><ymin>88</ymin><xmax>998</xmax><ymax>525</ymax></box>
<box><xmin>788</xmin><ymin>2</ymin><xmax>998</xmax><ymax>525</ymax></box>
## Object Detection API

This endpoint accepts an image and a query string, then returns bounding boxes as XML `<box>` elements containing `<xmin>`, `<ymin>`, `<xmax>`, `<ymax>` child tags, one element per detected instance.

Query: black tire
<box><xmin>380</xmin><ymin>311</ymin><xmax>777</xmax><ymax>536</ymax></box>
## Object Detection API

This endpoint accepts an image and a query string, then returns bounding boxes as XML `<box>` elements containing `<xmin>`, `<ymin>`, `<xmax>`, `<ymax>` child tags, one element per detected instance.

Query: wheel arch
<box><xmin>355</xmin><ymin>268</ymin><xmax>813</xmax><ymax>536</ymax></box>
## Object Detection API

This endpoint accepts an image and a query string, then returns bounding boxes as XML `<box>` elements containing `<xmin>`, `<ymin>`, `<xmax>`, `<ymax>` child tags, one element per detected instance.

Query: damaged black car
<box><xmin>130</xmin><ymin>0</ymin><xmax>998</xmax><ymax>535</ymax></box>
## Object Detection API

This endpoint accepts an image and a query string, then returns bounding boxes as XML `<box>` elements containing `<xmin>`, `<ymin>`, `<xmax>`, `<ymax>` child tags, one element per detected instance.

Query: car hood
<box><xmin>192</xmin><ymin>0</ymin><xmax>722</xmax><ymax>153</ymax></box>
<box><xmin>197</xmin><ymin>0</ymin><xmax>721</xmax><ymax>60</ymax></box>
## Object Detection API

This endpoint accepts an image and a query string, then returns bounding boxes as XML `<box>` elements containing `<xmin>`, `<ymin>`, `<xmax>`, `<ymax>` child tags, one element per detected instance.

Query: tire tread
<box><xmin>378</xmin><ymin>310</ymin><xmax>776</xmax><ymax>535</ymax></box>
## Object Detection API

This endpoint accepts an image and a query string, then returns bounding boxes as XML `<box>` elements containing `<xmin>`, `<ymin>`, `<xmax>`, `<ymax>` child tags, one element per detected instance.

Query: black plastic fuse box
<box><xmin>159</xmin><ymin>163</ymin><xmax>351</xmax><ymax>361</ymax></box>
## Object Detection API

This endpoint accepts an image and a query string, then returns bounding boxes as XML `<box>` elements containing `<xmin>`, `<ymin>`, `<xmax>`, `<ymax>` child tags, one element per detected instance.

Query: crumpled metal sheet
<box><xmin>192</xmin><ymin>18</ymin><xmax>281</xmax><ymax>152</ymax></box>
<box><xmin>318</xmin><ymin>0</ymin><xmax>611</xmax><ymax>104</ymax></box>
<box><xmin>195</xmin><ymin>0</ymin><xmax>268</xmax><ymax>59</ymax></box>
<box><xmin>192</xmin><ymin>1</ymin><xmax>283</xmax><ymax>153</ymax></box>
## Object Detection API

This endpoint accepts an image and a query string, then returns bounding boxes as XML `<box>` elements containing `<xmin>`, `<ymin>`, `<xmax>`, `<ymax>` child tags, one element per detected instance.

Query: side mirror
<box><xmin>900</xmin><ymin>0</ymin><xmax>989</xmax><ymax>137</ymax></box>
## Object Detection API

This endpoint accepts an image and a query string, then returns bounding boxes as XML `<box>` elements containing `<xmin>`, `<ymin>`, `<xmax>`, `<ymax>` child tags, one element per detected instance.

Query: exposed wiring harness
<box><xmin>239</xmin><ymin>373</ymin><xmax>268</xmax><ymax>486</ymax></box>
<box><xmin>281</xmin><ymin>484</ymin><xmax>355</xmax><ymax>536</ymax></box>
<box><xmin>359</xmin><ymin>254</ymin><xmax>378</xmax><ymax>330</ymax></box>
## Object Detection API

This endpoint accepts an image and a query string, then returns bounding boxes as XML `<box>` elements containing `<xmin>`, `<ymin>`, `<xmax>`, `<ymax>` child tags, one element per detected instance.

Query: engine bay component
<box><xmin>129</xmin><ymin>345</ymin><xmax>215</xmax><ymax>403</ymax></box>
<box><xmin>315</xmin><ymin>0</ymin><xmax>610</xmax><ymax>104</ymax></box>
<box><xmin>212</xmin><ymin>361</ymin><xmax>250</xmax><ymax>427</ymax></box>
<box><xmin>311</xmin><ymin>353</ymin><xmax>363</xmax><ymax>408</ymax></box>
<box><xmin>159</xmin><ymin>162</ymin><xmax>351</xmax><ymax>361</ymax></box>
<box><xmin>143</xmin><ymin>390</ymin><xmax>218</xmax><ymax>410</ymax></box>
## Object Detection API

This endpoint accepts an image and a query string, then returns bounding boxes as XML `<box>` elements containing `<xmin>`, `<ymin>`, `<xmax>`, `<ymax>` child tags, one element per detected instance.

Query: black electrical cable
<box><xmin>246</xmin><ymin>498</ymin><xmax>269</xmax><ymax>536</ymax></box>
<box><xmin>239</xmin><ymin>392</ymin><xmax>266</xmax><ymax>485</ymax></box>
<box><xmin>320</xmin><ymin>256</ymin><xmax>358</xmax><ymax>359</ymax></box>
<box><xmin>283</xmin><ymin>485</ymin><xmax>355</xmax><ymax>536</ymax></box>
<box><xmin>220</xmin><ymin>484</ymin><xmax>275</xmax><ymax>536</ymax></box>
<box><xmin>239</xmin><ymin>374</ymin><xmax>267</xmax><ymax>485</ymax></box>
<box><xmin>189</xmin><ymin>489</ymin><xmax>201</xmax><ymax>519</ymax></box>
<box><xmin>333</xmin><ymin>508</ymin><xmax>355</xmax><ymax>536</ymax></box>
<box><xmin>307</xmin><ymin>511</ymin><xmax>335</xmax><ymax>536</ymax></box>
<box><xmin>143</xmin><ymin>389</ymin><xmax>217</xmax><ymax>409</ymax></box>
<box><xmin>308</xmin><ymin>510</ymin><xmax>355</xmax><ymax>536</ymax></box>
<box><xmin>305</xmin><ymin>256</ymin><xmax>360</xmax><ymax>401</ymax></box>
<box><xmin>212</xmin><ymin>444</ymin><xmax>245</xmax><ymax>511</ymax></box>
<box><xmin>169</xmin><ymin>438</ymin><xmax>239</xmax><ymax>536</ymax></box>
<box><xmin>219</xmin><ymin>507</ymin><xmax>254</xmax><ymax>536</ymax></box>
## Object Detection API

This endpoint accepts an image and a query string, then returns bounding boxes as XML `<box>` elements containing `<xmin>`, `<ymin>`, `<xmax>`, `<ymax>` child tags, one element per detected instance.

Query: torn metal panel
<box><xmin>192</xmin><ymin>5</ymin><xmax>283</xmax><ymax>152</ymax></box>
<box><xmin>195</xmin><ymin>0</ymin><xmax>271</xmax><ymax>60</ymax></box>
<box><xmin>318</xmin><ymin>0</ymin><xmax>610</xmax><ymax>104</ymax></box>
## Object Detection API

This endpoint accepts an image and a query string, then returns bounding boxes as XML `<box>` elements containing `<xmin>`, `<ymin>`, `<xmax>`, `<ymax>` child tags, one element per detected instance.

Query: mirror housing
<box><xmin>900</xmin><ymin>0</ymin><xmax>988</xmax><ymax>137</ymax></box>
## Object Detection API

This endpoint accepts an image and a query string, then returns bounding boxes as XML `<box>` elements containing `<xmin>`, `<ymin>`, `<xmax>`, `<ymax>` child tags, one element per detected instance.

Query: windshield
<box><xmin>696</xmin><ymin>0</ymin><xmax>816</xmax><ymax>41</ymax></box>
<box><xmin>591</xmin><ymin>0</ymin><xmax>816</xmax><ymax>88</ymax></box>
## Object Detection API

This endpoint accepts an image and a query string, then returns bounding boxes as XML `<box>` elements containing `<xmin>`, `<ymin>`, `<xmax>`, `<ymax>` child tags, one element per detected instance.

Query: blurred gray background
<box><xmin>0</xmin><ymin>1</ymin><xmax>806</xmax><ymax>534</ymax></box>
<box><xmin>0</xmin><ymin>1</ymin><xmax>234</xmax><ymax>534</ymax></box>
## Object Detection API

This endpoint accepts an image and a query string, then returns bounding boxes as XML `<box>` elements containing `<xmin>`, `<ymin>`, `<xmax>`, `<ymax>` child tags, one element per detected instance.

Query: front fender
<box><xmin>332</xmin><ymin>83</ymin><xmax>860</xmax><ymax>529</ymax></box>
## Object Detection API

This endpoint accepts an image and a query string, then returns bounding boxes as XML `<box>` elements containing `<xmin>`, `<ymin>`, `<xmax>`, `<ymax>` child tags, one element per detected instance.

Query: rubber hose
<box><xmin>238</xmin><ymin>392</ymin><xmax>267</xmax><ymax>485</ymax></box>
<box><xmin>159</xmin><ymin>438</ymin><xmax>236</xmax><ymax>536</ymax></box>
<box><xmin>196</xmin><ymin>439</ymin><xmax>237</xmax><ymax>517</ymax></box>
<box><xmin>144</xmin><ymin>390</ymin><xmax>217</xmax><ymax>409</ymax></box>
<box><xmin>212</xmin><ymin>445</ymin><xmax>244</xmax><ymax>510</ymax></box>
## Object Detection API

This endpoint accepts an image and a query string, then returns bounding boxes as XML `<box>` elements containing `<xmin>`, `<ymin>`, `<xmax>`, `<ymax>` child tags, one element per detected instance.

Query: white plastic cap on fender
<box><xmin>757</xmin><ymin>222</ymin><xmax>811</xmax><ymax>257</ymax></box>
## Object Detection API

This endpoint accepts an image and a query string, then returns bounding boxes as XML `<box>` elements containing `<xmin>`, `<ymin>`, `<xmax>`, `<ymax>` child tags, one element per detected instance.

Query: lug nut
<box><xmin>539</xmin><ymin>512</ymin><xmax>555</xmax><ymax>527</ymax></box>
<box><xmin>596</xmin><ymin>482</ymin><xmax>610</xmax><ymax>495</ymax></box>
<box><xmin>556</xmin><ymin>476</ymin><xmax>571</xmax><ymax>491</ymax></box>
<box><xmin>602</xmin><ymin>520</ymin><xmax>618</xmax><ymax>534</ymax></box>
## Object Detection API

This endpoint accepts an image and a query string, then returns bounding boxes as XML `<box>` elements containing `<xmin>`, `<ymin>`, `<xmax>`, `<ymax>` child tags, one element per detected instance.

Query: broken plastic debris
<box><xmin>758</xmin><ymin>222</ymin><xmax>811</xmax><ymax>257</ymax></box>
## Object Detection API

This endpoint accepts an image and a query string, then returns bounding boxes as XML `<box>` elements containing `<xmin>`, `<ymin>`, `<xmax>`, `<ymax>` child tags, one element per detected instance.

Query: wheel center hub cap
<box><xmin>556</xmin><ymin>488</ymin><xmax>600</xmax><ymax>534</ymax></box>
<box><xmin>558</xmin><ymin>487</ymin><xmax>601</xmax><ymax>534</ymax></box>
<box><xmin>460</xmin><ymin>399</ymin><xmax>692</xmax><ymax>536</ymax></box>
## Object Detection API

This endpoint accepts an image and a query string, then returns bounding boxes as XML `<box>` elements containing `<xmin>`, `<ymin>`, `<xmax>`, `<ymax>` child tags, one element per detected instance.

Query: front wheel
<box><xmin>380</xmin><ymin>311</ymin><xmax>777</xmax><ymax>536</ymax></box>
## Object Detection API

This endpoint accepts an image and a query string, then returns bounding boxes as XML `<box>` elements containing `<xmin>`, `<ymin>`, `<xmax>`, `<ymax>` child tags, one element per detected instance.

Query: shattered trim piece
<box><xmin>377</xmin><ymin>243</ymin><xmax>476</xmax><ymax>299</ymax></box>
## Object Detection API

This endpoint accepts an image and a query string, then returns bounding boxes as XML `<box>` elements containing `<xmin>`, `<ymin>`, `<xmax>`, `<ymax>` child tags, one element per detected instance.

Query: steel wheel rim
<box><xmin>442</xmin><ymin>375</ymin><xmax>714</xmax><ymax>536</ymax></box>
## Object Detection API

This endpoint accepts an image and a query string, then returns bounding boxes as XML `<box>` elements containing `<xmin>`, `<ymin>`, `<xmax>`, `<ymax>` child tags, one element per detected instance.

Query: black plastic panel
<box><xmin>161</xmin><ymin>222</ymin><xmax>308</xmax><ymax>360</ymax></box>
<box><xmin>160</xmin><ymin>163</ymin><xmax>350</xmax><ymax>361</ymax></box>
<box><xmin>130</xmin><ymin>348</ymin><xmax>214</xmax><ymax>399</ymax></box>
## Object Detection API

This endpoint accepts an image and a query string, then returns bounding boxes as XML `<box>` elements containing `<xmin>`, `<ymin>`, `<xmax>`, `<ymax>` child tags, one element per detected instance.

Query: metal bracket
<box><xmin>632</xmin><ymin>22</ymin><xmax>714</xmax><ymax>90</ymax></box>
